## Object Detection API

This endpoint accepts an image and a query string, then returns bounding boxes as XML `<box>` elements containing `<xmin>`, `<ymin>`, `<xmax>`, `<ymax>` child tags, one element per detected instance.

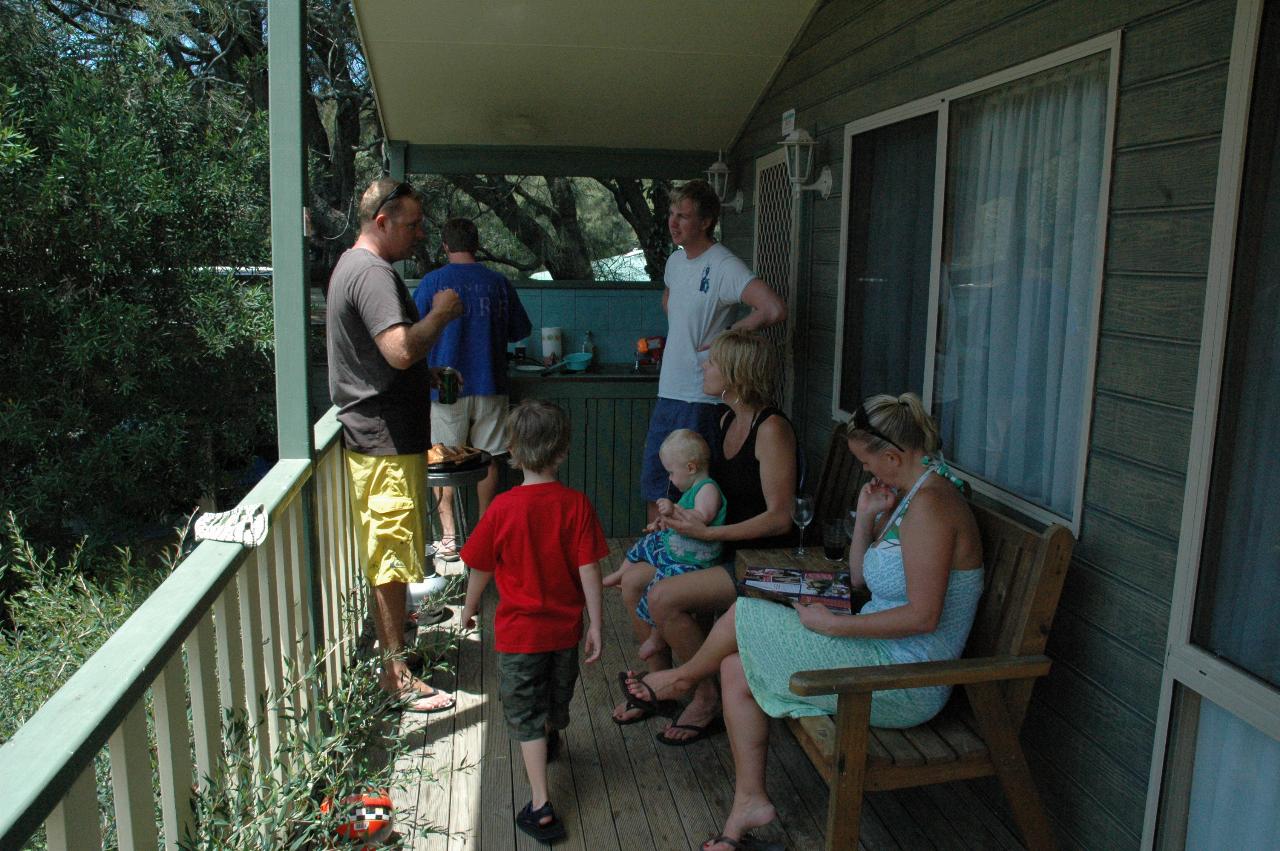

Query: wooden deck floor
<box><xmin>389</xmin><ymin>540</ymin><xmax>1026</xmax><ymax>850</ymax></box>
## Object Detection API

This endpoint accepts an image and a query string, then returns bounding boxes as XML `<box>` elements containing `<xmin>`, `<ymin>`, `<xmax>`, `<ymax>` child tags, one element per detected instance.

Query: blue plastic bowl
<box><xmin>563</xmin><ymin>352</ymin><xmax>593</xmax><ymax>372</ymax></box>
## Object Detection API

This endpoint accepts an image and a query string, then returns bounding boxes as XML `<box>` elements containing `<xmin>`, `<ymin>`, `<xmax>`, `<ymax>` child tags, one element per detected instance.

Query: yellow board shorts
<box><xmin>345</xmin><ymin>450</ymin><xmax>427</xmax><ymax>586</ymax></box>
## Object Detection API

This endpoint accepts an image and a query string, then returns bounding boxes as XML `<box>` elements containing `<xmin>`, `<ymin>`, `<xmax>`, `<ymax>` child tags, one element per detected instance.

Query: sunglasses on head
<box><xmin>372</xmin><ymin>181</ymin><xmax>415</xmax><ymax>219</ymax></box>
<box><xmin>852</xmin><ymin>403</ymin><xmax>906</xmax><ymax>453</ymax></box>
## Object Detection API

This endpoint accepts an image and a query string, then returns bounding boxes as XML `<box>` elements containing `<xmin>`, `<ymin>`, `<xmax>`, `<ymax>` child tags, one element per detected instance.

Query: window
<box><xmin>834</xmin><ymin>37</ymin><xmax>1118</xmax><ymax>529</ymax></box>
<box><xmin>1146</xmin><ymin>1</ymin><xmax>1280</xmax><ymax>842</ymax></box>
<box><xmin>836</xmin><ymin>112</ymin><xmax>936</xmax><ymax>408</ymax></box>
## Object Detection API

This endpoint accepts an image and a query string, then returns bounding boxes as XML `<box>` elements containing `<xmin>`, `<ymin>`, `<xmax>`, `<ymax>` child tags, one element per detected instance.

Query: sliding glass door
<box><xmin>1145</xmin><ymin>0</ymin><xmax>1280</xmax><ymax>845</ymax></box>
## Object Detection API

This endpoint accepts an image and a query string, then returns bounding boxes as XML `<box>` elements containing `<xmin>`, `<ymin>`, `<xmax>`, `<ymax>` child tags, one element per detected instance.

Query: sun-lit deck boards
<box><xmin>391</xmin><ymin>540</ymin><xmax>1027</xmax><ymax>850</ymax></box>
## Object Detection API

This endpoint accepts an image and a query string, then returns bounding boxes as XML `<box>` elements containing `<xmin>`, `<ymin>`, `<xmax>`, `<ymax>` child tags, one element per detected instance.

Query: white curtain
<box><xmin>1185</xmin><ymin>699</ymin><xmax>1280</xmax><ymax>848</ymax></box>
<box><xmin>933</xmin><ymin>53</ymin><xmax>1108</xmax><ymax>518</ymax></box>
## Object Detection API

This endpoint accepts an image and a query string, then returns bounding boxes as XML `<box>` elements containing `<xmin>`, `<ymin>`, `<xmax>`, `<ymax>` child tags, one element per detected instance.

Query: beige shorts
<box><xmin>430</xmin><ymin>394</ymin><xmax>510</xmax><ymax>455</ymax></box>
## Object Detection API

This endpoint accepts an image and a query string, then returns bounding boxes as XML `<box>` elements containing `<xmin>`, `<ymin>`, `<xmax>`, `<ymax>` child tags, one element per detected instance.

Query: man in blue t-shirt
<box><xmin>413</xmin><ymin>218</ymin><xmax>532</xmax><ymax>560</ymax></box>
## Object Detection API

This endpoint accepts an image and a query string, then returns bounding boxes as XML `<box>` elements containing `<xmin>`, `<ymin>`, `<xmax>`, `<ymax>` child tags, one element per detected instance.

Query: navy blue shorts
<box><xmin>640</xmin><ymin>398</ymin><xmax>722</xmax><ymax>502</ymax></box>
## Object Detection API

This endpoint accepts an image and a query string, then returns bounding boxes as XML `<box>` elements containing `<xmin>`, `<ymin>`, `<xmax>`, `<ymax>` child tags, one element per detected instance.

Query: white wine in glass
<box><xmin>792</xmin><ymin>495</ymin><xmax>815</xmax><ymax>556</ymax></box>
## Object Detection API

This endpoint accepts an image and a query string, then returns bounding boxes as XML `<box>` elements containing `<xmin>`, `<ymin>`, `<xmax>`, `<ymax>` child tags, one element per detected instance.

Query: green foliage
<box><xmin>0</xmin><ymin>513</ymin><xmax>167</xmax><ymax>743</ymax></box>
<box><xmin>0</xmin><ymin>6</ymin><xmax>275</xmax><ymax>549</ymax></box>
<box><xmin>0</xmin><ymin>514</ymin><xmax>460</xmax><ymax>849</ymax></box>
<box><xmin>185</xmin><ymin>653</ymin><xmax>454</xmax><ymax>850</ymax></box>
<box><xmin>415</xmin><ymin>174</ymin><xmax>672</xmax><ymax>282</ymax></box>
<box><xmin>0</xmin><ymin>513</ymin><xmax>167</xmax><ymax>849</ymax></box>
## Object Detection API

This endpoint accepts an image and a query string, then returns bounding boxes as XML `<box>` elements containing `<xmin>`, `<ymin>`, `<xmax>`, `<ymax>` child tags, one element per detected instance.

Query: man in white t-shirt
<box><xmin>640</xmin><ymin>179</ymin><xmax>786</xmax><ymax>522</ymax></box>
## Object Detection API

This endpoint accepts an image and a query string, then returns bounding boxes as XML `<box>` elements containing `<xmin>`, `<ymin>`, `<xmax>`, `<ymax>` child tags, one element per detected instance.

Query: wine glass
<box><xmin>792</xmin><ymin>495</ymin><xmax>815</xmax><ymax>556</ymax></box>
<box><xmin>844</xmin><ymin>509</ymin><xmax>858</xmax><ymax>540</ymax></box>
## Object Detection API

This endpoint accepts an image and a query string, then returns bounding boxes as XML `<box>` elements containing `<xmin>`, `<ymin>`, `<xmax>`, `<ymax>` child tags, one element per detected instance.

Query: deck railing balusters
<box><xmin>319</xmin><ymin>449</ymin><xmax>342</xmax><ymax>692</ymax></box>
<box><xmin>337</xmin><ymin>445</ymin><xmax>363</xmax><ymax>644</ymax></box>
<box><xmin>213</xmin><ymin>576</ymin><xmax>247</xmax><ymax>719</ymax></box>
<box><xmin>236</xmin><ymin>552</ymin><xmax>270</xmax><ymax>780</ymax></box>
<box><xmin>108</xmin><ymin>702</ymin><xmax>159</xmax><ymax>849</ymax></box>
<box><xmin>274</xmin><ymin>502</ymin><xmax>302</xmax><ymax>726</ymax></box>
<box><xmin>255</xmin><ymin>543</ymin><xmax>286</xmax><ymax>778</ymax></box>
<box><xmin>45</xmin><ymin>764</ymin><xmax>101</xmax><ymax>851</ymax></box>
<box><xmin>153</xmin><ymin>654</ymin><xmax>196</xmax><ymax>850</ymax></box>
<box><xmin>0</xmin><ymin>412</ymin><xmax>353</xmax><ymax>849</ymax></box>
<box><xmin>334</xmin><ymin>449</ymin><xmax>355</xmax><ymax>665</ymax></box>
<box><xmin>339</xmin><ymin>453</ymin><xmax>357</xmax><ymax>638</ymax></box>
<box><xmin>286</xmin><ymin>501</ymin><xmax>320</xmax><ymax>736</ymax></box>
<box><xmin>186</xmin><ymin>611</ymin><xmax>222</xmax><ymax>790</ymax></box>
<box><xmin>334</xmin><ymin>448</ymin><xmax>358</xmax><ymax>651</ymax></box>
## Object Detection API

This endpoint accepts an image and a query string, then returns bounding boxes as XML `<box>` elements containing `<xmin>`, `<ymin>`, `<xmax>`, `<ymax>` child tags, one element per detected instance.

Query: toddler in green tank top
<box><xmin>604</xmin><ymin>429</ymin><xmax>727</xmax><ymax>659</ymax></box>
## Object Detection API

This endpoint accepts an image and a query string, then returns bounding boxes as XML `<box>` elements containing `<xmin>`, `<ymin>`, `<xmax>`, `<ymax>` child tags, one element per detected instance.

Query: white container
<box><xmin>406</xmin><ymin>575</ymin><xmax>449</xmax><ymax>611</ymax></box>
<box><xmin>541</xmin><ymin>327</ymin><xmax>563</xmax><ymax>360</ymax></box>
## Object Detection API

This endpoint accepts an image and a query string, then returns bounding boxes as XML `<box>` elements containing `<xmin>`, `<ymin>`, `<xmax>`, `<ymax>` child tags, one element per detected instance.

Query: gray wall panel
<box><xmin>719</xmin><ymin>0</ymin><xmax>1237</xmax><ymax>843</ymax></box>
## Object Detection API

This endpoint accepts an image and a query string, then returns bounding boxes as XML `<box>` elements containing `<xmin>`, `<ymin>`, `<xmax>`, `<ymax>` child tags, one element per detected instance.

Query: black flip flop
<box><xmin>656</xmin><ymin>715</ymin><xmax>724</xmax><ymax>747</ymax></box>
<box><xmin>616</xmin><ymin>670</ymin><xmax>678</xmax><ymax>717</ymax></box>
<box><xmin>516</xmin><ymin>800</ymin><xmax>566</xmax><ymax>844</ymax></box>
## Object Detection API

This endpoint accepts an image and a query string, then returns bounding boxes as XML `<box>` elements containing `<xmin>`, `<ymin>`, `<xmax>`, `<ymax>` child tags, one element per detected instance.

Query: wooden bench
<box><xmin>772</xmin><ymin>505</ymin><xmax>1073</xmax><ymax>850</ymax></box>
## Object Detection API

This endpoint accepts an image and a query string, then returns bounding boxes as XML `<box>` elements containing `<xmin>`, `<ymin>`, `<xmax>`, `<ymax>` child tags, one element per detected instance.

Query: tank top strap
<box><xmin>876</xmin><ymin>468</ymin><xmax>936</xmax><ymax>545</ymax></box>
<box><xmin>685</xmin><ymin>477</ymin><xmax>728</xmax><ymax>527</ymax></box>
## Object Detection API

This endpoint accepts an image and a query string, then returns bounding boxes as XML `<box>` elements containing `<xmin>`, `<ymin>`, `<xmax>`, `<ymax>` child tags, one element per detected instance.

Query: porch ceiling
<box><xmin>350</xmin><ymin>0</ymin><xmax>820</xmax><ymax>172</ymax></box>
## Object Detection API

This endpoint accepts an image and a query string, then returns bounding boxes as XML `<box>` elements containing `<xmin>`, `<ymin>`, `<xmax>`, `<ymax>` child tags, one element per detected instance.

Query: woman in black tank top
<box><xmin>610</xmin><ymin>331</ymin><xmax>797</xmax><ymax>742</ymax></box>
<box><xmin>711</xmin><ymin>406</ymin><xmax>796</xmax><ymax>557</ymax></box>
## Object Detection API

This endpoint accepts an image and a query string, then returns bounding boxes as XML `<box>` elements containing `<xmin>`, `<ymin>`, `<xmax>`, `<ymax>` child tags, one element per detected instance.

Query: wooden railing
<box><xmin>0</xmin><ymin>408</ymin><xmax>363</xmax><ymax>850</ymax></box>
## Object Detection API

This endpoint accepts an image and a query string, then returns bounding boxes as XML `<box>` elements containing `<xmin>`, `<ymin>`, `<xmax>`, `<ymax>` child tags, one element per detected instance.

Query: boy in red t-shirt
<box><xmin>459</xmin><ymin>400</ymin><xmax>608</xmax><ymax>845</ymax></box>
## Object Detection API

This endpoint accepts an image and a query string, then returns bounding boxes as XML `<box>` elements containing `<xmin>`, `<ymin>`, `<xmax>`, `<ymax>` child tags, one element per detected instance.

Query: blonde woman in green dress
<box><xmin>622</xmin><ymin>393</ymin><xmax>984</xmax><ymax>851</ymax></box>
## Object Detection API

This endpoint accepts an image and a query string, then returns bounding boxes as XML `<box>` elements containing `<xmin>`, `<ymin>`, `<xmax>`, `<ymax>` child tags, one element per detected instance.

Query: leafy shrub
<box><xmin>0</xmin><ymin>513</ymin><xmax>167</xmax><ymax>743</ymax></box>
<box><xmin>0</xmin><ymin>513</ymin><xmax>170</xmax><ymax>849</ymax></box>
<box><xmin>1</xmin><ymin>514</ymin><xmax>462</xmax><ymax>849</ymax></box>
<box><xmin>0</xmin><ymin>5</ymin><xmax>276</xmax><ymax>552</ymax></box>
<box><xmin>185</xmin><ymin>653</ymin><xmax>457</xmax><ymax>850</ymax></box>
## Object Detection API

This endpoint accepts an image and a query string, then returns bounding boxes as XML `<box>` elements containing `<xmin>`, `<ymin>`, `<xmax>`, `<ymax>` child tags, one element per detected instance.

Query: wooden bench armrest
<box><xmin>788</xmin><ymin>654</ymin><xmax>1051</xmax><ymax>697</ymax></box>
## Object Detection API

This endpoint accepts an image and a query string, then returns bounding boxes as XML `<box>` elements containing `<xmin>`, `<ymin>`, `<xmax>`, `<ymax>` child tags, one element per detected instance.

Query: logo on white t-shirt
<box><xmin>699</xmin><ymin>266</ymin><xmax>710</xmax><ymax>293</ymax></box>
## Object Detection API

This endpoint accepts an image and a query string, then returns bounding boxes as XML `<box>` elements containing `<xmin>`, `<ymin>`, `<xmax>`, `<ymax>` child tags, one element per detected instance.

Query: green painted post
<box><xmin>268</xmin><ymin>0</ymin><xmax>311</xmax><ymax>461</ymax></box>
<box><xmin>387</xmin><ymin>139</ymin><xmax>407</xmax><ymax>180</ymax></box>
<box><xmin>267</xmin><ymin>0</ymin><xmax>325</xmax><ymax>689</ymax></box>
<box><xmin>387</xmin><ymin>140</ymin><xmax>409</xmax><ymax>278</ymax></box>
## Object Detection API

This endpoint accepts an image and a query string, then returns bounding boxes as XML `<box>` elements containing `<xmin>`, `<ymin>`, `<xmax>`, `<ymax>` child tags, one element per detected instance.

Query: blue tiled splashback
<box><xmin>509</xmin><ymin>283</ymin><xmax>667</xmax><ymax>364</ymax></box>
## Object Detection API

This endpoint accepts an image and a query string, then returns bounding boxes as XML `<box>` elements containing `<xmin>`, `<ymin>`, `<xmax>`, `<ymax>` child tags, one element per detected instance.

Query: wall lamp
<box><xmin>779</xmin><ymin>128</ymin><xmax>832</xmax><ymax>199</ymax></box>
<box><xmin>706</xmin><ymin>151</ymin><xmax>744</xmax><ymax>213</ymax></box>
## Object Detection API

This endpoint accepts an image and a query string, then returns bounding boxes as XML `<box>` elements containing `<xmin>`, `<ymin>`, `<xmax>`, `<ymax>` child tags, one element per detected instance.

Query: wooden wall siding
<box><xmin>720</xmin><ymin>0</ymin><xmax>1239</xmax><ymax>846</ymax></box>
<box><xmin>507</xmin><ymin>380</ymin><xmax>657</xmax><ymax>538</ymax></box>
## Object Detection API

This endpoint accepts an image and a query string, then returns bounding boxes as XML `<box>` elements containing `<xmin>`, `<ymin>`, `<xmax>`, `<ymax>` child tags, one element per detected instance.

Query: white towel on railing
<box><xmin>193</xmin><ymin>504</ymin><xmax>268</xmax><ymax>547</ymax></box>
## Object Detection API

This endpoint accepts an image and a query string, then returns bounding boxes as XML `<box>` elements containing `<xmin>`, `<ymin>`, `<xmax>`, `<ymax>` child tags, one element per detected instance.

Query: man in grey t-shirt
<box><xmin>326</xmin><ymin>178</ymin><xmax>462</xmax><ymax>712</ymax></box>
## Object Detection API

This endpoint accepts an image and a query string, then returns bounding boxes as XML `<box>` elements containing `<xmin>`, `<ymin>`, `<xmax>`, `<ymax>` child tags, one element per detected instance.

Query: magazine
<box><xmin>739</xmin><ymin>565</ymin><xmax>853</xmax><ymax>612</ymax></box>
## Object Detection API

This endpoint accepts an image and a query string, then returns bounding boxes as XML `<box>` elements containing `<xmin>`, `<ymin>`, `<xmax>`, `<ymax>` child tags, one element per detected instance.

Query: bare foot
<box><xmin>399</xmin><ymin>686</ymin><xmax>454</xmax><ymax>712</ymax></box>
<box><xmin>602</xmin><ymin>568</ymin><xmax>625</xmax><ymax>588</ymax></box>
<box><xmin>391</xmin><ymin>676</ymin><xmax>455</xmax><ymax>712</ymax></box>
<box><xmin>624</xmin><ymin>668</ymin><xmax>693</xmax><ymax>704</ymax></box>
<box><xmin>701</xmin><ymin>795</ymin><xmax>778</xmax><ymax>850</ymax></box>
<box><xmin>638</xmin><ymin>629</ymin><xmax>668</xmax><ymax>660</ymax></box>
<box><xmin>611</xmin><ymin>699</ymin><xmax>648</xmax><ymax>723</ymax></box>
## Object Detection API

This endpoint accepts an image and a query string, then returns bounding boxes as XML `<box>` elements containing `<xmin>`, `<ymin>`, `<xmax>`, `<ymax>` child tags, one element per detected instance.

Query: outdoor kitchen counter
<box><xmin>508</xmin><ymin>362</ymin><xmax>659</xmax><ymax>385</ymax></box>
